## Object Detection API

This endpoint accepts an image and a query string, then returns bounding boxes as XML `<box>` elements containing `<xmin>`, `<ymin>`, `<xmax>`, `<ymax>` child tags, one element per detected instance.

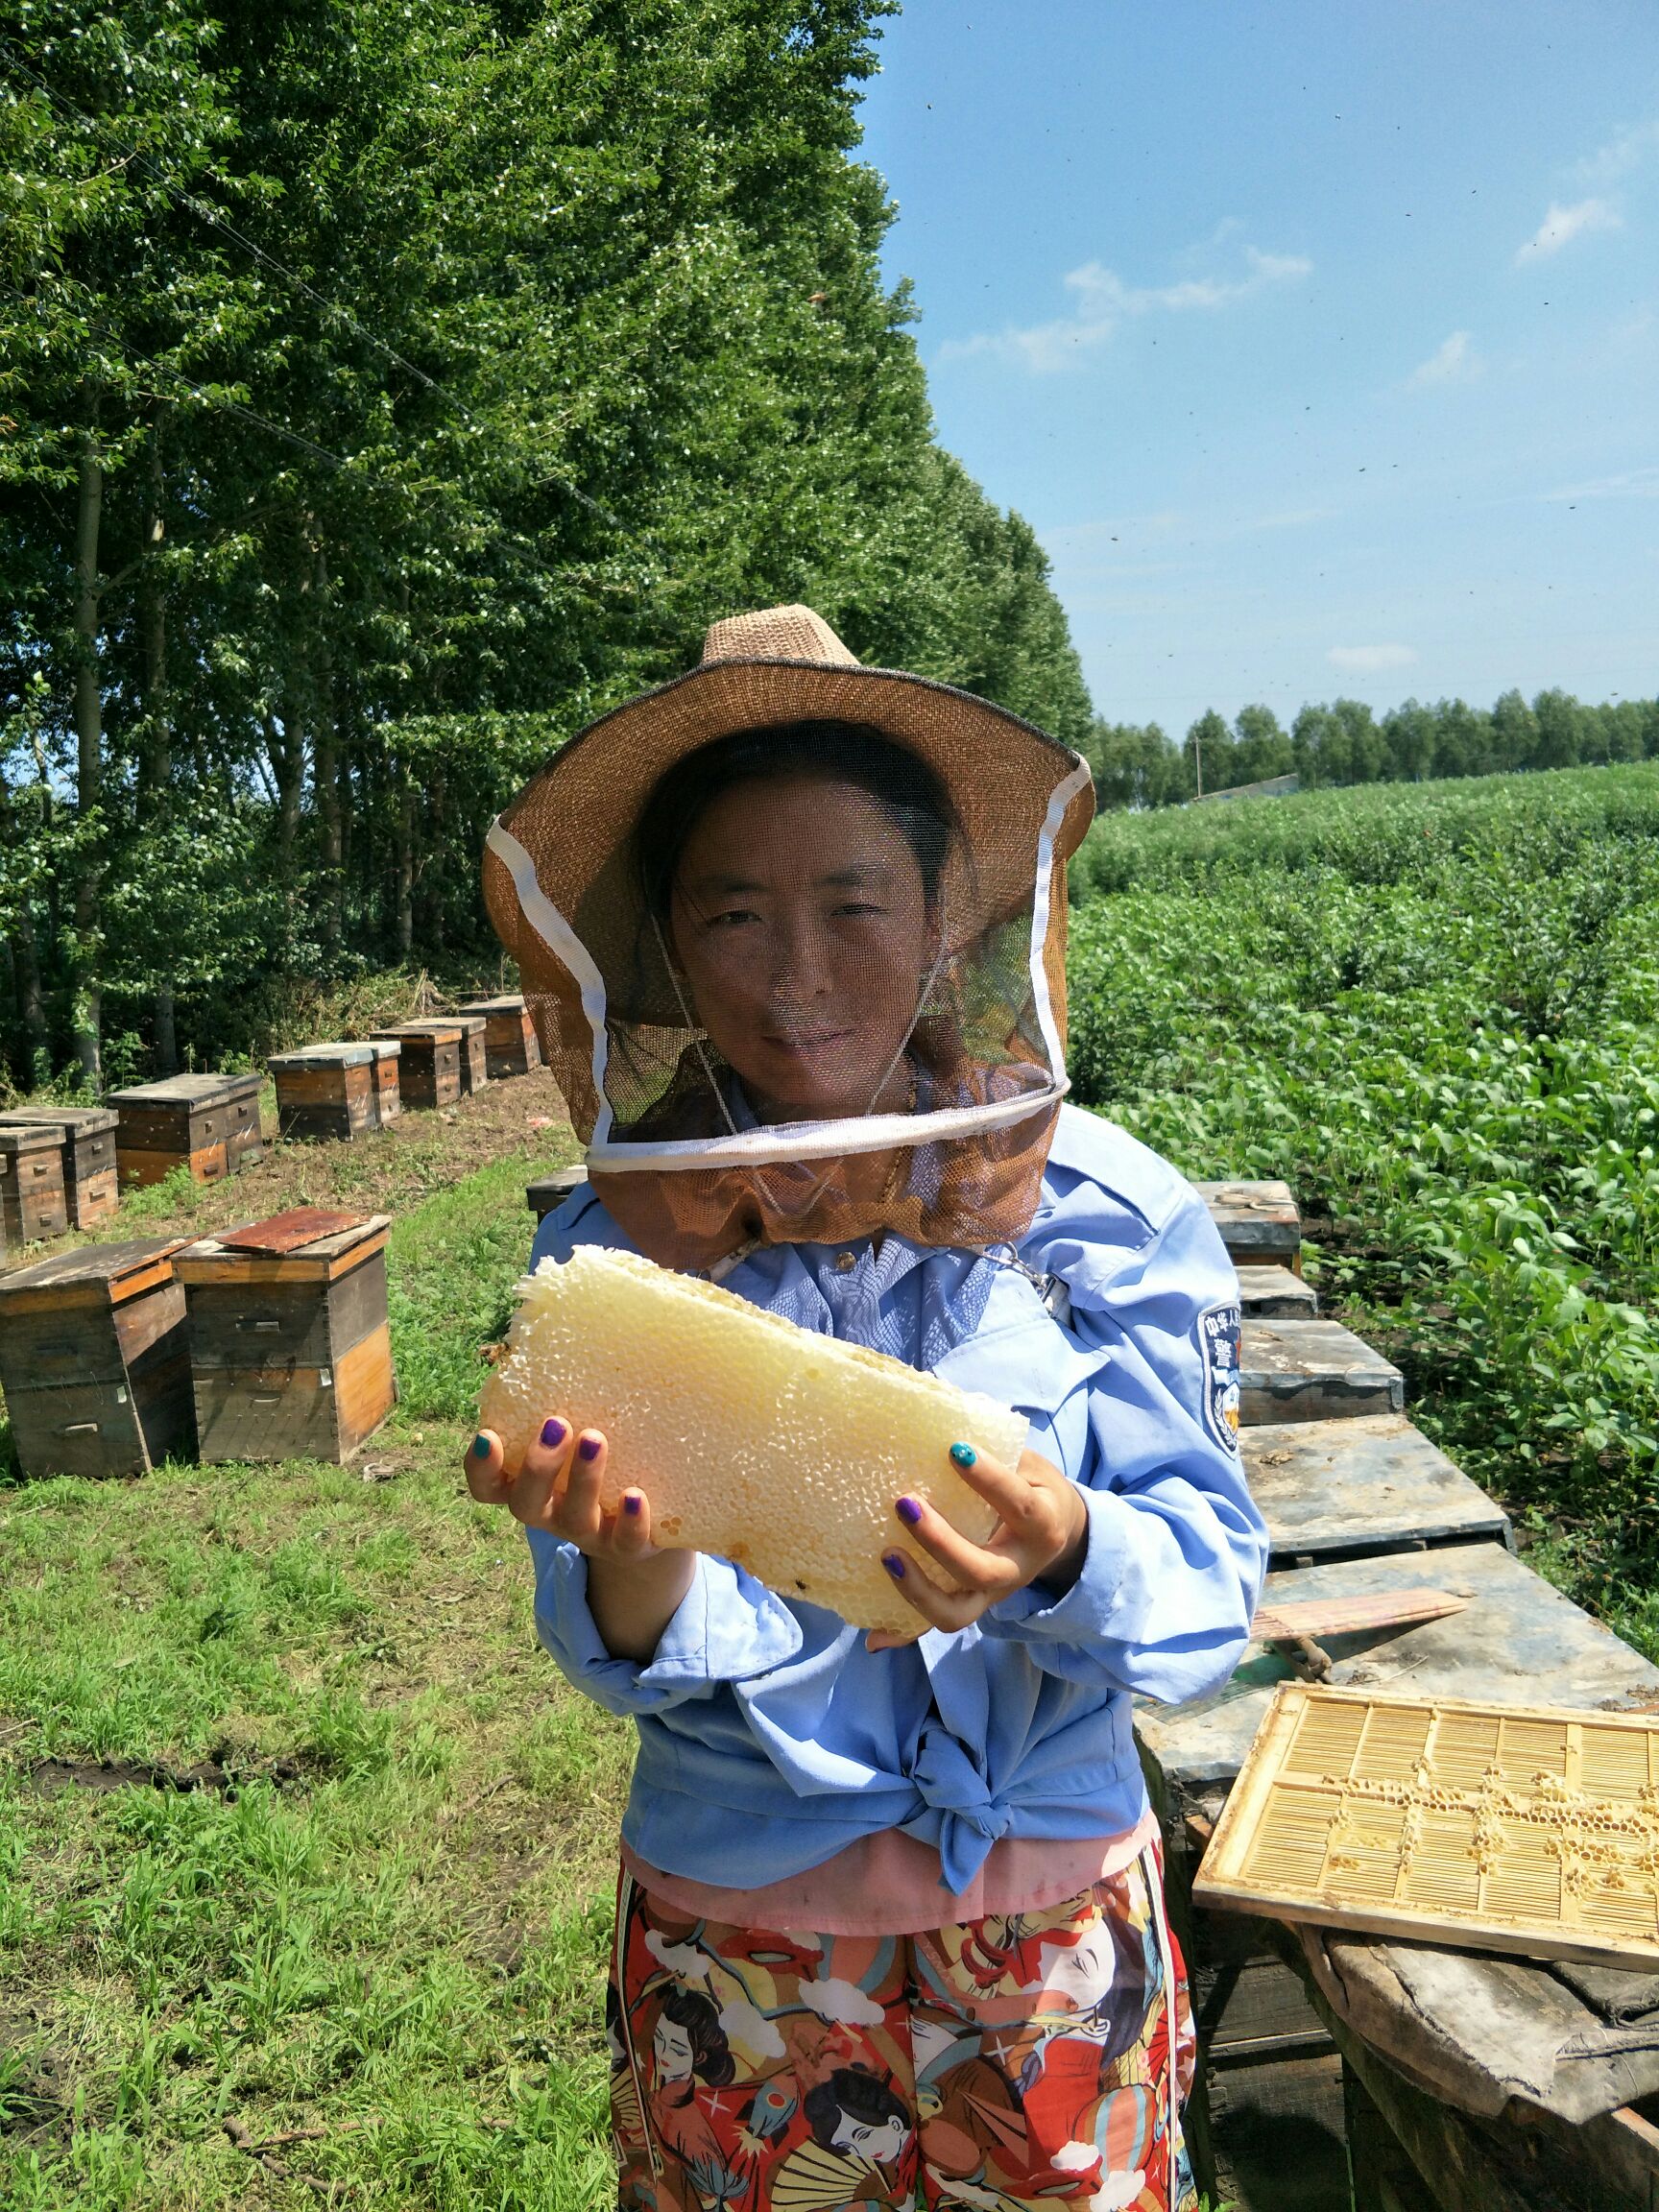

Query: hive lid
<box><xmin>175</xmin><ymin>1212</ymin><xmax>392</xmax><ymax>1280</ymax></box>
<box><xmin>267</xmin><ymin>1042</ymin><xmax>377</xmax><ymax>1070</ymax></box>
<box><xmin>219</xmin><ymin>1208</ymin><xmax>373</xmax><ymax>1254</ymax></box>
<box><xmin>371</xmin><ymin>1022</ymin><xmax>464</xmax><ymax>1043</ymax></box>
<box><xmin>0</xmin><ymin>1122</ymin><xmax>64</xmax><ymax>1156</ymax></box>
<box><xmin>0</xmin><ymin>1236</ymin><xmax>190</xmax><ymax>1308</ymax></box>
<box><xmin>1196</xmin><ymin>1682</ymin><xmax>1659</xmax><ymax>1972</ymax></box>
<box><xmin>105</xmin><ymin>1071</ymin><xmax>262</xmax><ymax>1105</ymax></box>
<box><xmin>456</xmin><ymin>996</ymin><xmax>525</xmax><ymax>1016</ymax></box>
<box><xmin>364</xmin><ymin>1038</ymin><xmax>401</xmax><ymax>1060</ymax></box>
<box><xmin>0</xmin><ymin>1106</ymin><xmax>119</xmax><ymax>1139</ymax></box>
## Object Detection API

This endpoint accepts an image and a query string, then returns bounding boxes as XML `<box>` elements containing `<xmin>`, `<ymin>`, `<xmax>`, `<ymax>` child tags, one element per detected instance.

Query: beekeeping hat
<box><xmin>483</xmin><ymin>604</ymin><xmax>1094</xmax><ymax>1270</ymax></box>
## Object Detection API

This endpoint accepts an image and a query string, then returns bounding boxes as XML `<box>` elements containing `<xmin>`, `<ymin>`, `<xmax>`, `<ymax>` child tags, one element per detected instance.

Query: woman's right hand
<box><xmin>466</xmin><ymin>1416</ymin><xmax>663</xmax><ymax>1566</ymax></box>
<box><xmin>467</xmin><ymin>1417</ymin><xmax>694</xmax><ymax>1662</ymax></box>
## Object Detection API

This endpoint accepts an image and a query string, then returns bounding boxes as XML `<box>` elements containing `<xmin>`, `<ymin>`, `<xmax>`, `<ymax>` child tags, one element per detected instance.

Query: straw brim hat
<box><xmin>484</xmin><ymin>605</ymin><xmax>1095</xmax><ymax>1026</ymax></box>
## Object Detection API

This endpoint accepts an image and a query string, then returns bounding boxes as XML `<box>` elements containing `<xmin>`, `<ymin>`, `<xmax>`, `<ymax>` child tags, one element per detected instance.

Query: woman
<box><xmin>469</xmin><ymin>605</ymin><xmax>1266</xmax><ymax>2210</ymax></box>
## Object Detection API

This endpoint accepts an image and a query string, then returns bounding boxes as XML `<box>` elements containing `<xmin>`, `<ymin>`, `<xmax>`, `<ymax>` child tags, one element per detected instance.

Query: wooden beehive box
<box><xmin>456</xmin><ymin>995</ymin><xmax>541</xmax><ymax>1080</ymax></box>
<box><xmin>527</xmin><ymin>1166</ymin><xmax>589</xmax><ymax>1220</ymax></box>
<box><xmin>1195</xmin><ymin>1683</ymin><xmax>1659</xmax><ymax>1972</ymax></box>
<box><xmin>175</xmin><ymin>1208</ymin><xmax>396</xmax><ymax>1464</ymax></box>
<box><xmin>1239</xmin><ymin>1318</ymin><xmax>1404</xmax><ymax>1426</ymax></box>
<box><xmin>107</xmin><ymin>1071</ymin><xmax>264</xmax><ymax>1188</ymax></box>
<box><xmin>1195</xmin><ymin>1180</ymin><xmax>1303</xmax><ymax>1275</ymax></box>
<box><xmin>0</xmin><ymin>1238</ymin><xmax>196</xmax><ymax>1479</ymax></box>
<box><xmin>368</xmin><ymin>1037</ymin><xmax>401</xmax><ymax>1124</ymax></box>
<box><xmin>0</xmin><ymin>1107</ymin><xmax>120</xmax><ymax>1232</ymax></box>
<box><xmin>371</xmin><ymin>1022</ymin><xmax>462</xmax><ymax>1111</ymax></box>
<box><xmin>0</xmin><ymin>1123</ymin><xmax>69</xmax><ymax>1251</ymax></box>
<box><xmin>268</xmin><ymin>1042</ymin><xmax>380</xmax><ymax>1142</ymax></box>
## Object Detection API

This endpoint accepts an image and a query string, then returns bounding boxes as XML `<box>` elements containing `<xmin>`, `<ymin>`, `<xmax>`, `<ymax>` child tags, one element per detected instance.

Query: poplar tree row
<box><xmin>1090</xmin><ymin>688</ymin><xmax>1659</xmax><ymax>810</ymax></box>
<box><xmin>0</xmin><ymin>0</ymin><xmax>1093</xmax><ymax>1094</ymax></box>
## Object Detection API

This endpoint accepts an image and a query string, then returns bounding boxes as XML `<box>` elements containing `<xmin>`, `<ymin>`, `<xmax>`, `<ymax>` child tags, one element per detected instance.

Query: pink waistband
<box><xmin>622</xmin><ymin>1809</ymin><xmax>1162</xmax><ymax>1936</ymax></box>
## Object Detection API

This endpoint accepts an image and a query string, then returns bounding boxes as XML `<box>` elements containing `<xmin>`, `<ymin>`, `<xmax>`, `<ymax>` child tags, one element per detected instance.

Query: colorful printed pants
<box><xmin>609</xmin><ymin>1845</ymin><xmax>1196</xmax><ymax>2211</ymax></box>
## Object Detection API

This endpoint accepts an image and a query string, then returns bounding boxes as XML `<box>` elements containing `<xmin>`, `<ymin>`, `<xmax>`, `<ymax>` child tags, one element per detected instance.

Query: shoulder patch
<box><xmin>1198</xmin><ymin>1300</ymin><xmax>1243</xmax><ymax>1455</ymax></box>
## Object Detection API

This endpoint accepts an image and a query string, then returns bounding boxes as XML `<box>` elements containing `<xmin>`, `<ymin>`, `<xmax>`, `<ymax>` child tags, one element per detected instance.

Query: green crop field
<box><xmin>1069</xmin><ymin>760</ymin><xmax>1659</xmax><ymax>1644</ymax></box>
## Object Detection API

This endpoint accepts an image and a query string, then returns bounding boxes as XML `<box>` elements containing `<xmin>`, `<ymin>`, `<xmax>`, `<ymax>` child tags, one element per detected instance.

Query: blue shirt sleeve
<box><xmin>979</xmin><ymin>1111</ymin><xmax>1268</xmax><ymax>1703</ymax></box>
<box><xmin>520</xmin><ymin>1185</ymin><xmax>805</xmax><ymax>1706</ymax></box>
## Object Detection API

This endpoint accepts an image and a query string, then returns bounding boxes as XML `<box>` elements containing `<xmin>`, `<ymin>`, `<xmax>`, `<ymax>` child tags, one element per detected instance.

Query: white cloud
<box><xmin>939</xmin><ymin>238</ymin><xmax>1312</xmax><ymax>373</ymax></box>
<box><xmin>1328</xmin><ymin>644</ymin><xmax>1418</xmax><ymax>674</ymax></box>
<box><xmin>1574</xmin><ymin>116</ymin><xmax>1659</xmax><ymax>188</ymax></box>
<box><xmin>1514</xmin><ymin>197</ymin><xmax>1622</xmax><ymax>262</ymax></box>
<box><xmin>1547</xmin><ymin>465</ymin><xmax>1659</xmax><ymax>502</ymax></box>
<box><xmin>1408</xmin><ymin>329</ymin><xmax>1481</xmax><ymax>387</ymax></box>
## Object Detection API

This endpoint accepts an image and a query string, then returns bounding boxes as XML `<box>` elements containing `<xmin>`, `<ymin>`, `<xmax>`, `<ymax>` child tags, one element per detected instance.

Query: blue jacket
<box><xmin>525</xmin><ymin>1104</ymin><xmax>1266</xmax><ymax>1897</ymax></box>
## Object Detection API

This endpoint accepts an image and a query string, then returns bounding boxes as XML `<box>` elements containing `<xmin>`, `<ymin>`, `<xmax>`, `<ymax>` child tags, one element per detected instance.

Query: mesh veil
<box><xmin>483</xmin><ymin>606</ymin><xmax>1094</xmax><ymax>1272</ymax></box>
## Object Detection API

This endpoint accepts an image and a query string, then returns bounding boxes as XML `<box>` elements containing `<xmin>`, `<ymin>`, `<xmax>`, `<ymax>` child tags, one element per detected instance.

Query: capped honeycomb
<box><xmin>478</xmin><ymin>1246</ymin><xmax>1028</xmax><ymax>1633</ymax></box>
<box><xmin>1195</xmin><ymin>1683</ymin><xmax>1659</xmax><ymax>1970</ymax></box>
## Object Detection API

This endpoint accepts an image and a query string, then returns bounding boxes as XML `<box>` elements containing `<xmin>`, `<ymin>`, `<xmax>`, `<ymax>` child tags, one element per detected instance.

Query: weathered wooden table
<box><xmin>1243</xmin><ymin>1414</ymin><xmax>1513</xmax><ymax>1568</ymax></box>
<box><xmin>1240</xmin><ymin>1318</ymin><xmax>1405</xmax><ymax>1425</ymax></box>
<box><xmin>1237</xmin><ymin>1263</ymin><xmax>1319</xmax><ymax>1319</ymax></box>
<box><xmin>1139</xmin><ymin>1546</ymin><xmax>1659</xmax><ymax>2206</ymax></box>
<box><xmin>1195</xmin><ymin>1179</ymin><xmax>1304</xmax><ymax>1272</ymax></box>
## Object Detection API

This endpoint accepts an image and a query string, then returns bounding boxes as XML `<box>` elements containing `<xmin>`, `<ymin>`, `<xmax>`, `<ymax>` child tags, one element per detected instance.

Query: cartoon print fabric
<box><xmin>609</xmin><ymin>1848</ymin><xmax>1196</xmax><ymax>2211</ymax></box>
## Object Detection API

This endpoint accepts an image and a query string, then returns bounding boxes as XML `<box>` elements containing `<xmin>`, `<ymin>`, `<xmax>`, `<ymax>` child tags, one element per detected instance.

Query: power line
<box><xmin>0</xmin><ymin>278</ymin><xmax>355</xmax><ymax>470</ymax></box>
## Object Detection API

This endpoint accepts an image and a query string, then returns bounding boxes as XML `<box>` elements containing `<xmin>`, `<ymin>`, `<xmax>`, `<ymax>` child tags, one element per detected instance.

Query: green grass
<box><xmin>1069</xmin><ymin>758</ymin><xmax>1659</xmax><ymax>1638</ymax></box>
<box><xmin>0</xmin><ymin>1161</ymin><xmax>631</xmax><ymax>2208</ymax></box>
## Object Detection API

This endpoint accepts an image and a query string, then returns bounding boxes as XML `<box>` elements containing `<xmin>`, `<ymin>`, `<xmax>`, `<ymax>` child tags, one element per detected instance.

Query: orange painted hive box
<box><xmin>174</xmin><ymin>1209</ymin><xmax>397</xmax><ymax>1463</ymax></box>
<box><xmin>107</xmin><ymin>1072</ymin><xmax>264</xmax><ymax>1188</ymax></box>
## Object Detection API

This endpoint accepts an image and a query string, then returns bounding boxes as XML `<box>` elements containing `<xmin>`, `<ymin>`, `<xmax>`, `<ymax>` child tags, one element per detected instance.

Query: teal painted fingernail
<box><xmin>949</xmin><ymin>1442</ymin><xmax>977</xmax><ymax>1469</ymax></box>
<box><xmin>471</xmin><ymin>1434</ymin><xmax>491</xmax><ymax>1458</ymax></box>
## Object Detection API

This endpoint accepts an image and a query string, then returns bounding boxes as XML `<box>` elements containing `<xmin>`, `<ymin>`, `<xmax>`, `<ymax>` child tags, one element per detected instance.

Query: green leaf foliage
<box><xmin>0</xmin><ymin>0</ymin><xmax>1091</xmax><ymax>1089</ymax></box>
<box><xmin>1068</xmin><ymin>763</ymin><xmax>1659</xmax><ymax>1612</ymax></box>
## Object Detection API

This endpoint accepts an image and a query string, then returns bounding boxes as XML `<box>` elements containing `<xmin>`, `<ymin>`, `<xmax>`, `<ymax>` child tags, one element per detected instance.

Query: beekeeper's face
<box><xmin>670</xmin><ymin>777</ymin><xmax>936</xmax><ymax>1120</ymax></box>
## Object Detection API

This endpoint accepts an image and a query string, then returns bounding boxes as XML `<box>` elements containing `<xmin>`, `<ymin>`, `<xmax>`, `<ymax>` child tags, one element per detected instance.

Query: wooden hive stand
<box><xmin>0</xmin><ymin>1123</ymin><xmax>70</xmax><ymax>1252</ymax></box>
<box><xmin>0</xmin><ymin>1238</ymin><xmax>197</xmax><ymax>1478</ymax></box>
<box><xmin>456</xmin><ymin>995</ymin><xmax>541</xmax><ymax>1080</ymax></box>
<box><xmin>370</xmin><ymin>1022</ymin><xmax>464</xmax><ymax>1111</ymax></box>
<box><xmin>268</xmin><ymin>1042</ymin><xmax>382</xmax><ymax>1142</ymax></box>
<box><xmin>174</xmin><ymin>1208</ymin><xmax>397</xmax><ymax>1464</ymax></box>
<box><xmin>0</xmin><ymin>1107</ymin><xmax>120</xmax><ymax>1233</ymax></box>
<box><xmin>106</xmin><ymin>1072</ymin><xmax>264</xmax><ymax>1189</ymax></box>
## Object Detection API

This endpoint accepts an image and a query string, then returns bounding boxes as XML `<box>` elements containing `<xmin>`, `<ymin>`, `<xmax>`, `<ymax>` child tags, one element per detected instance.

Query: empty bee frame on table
<box><xmin>1195</xmin><ymin>1682</ymin><xmax>1659</xmax><ymax>1972</ymax></box>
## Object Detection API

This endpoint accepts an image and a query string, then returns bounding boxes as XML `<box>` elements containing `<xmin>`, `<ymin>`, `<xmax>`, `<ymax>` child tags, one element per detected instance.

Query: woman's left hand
<box><xmin>865</xmin><ymin>1444</ymin><xmax>1089</xmax><ymax>1650</ymax></box>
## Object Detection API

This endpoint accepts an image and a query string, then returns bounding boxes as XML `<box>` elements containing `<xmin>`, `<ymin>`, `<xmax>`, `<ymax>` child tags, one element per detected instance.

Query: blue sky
<box><xmin>855</xmin><ymin>1</ymin><xmax>1659</xmax><ymax>733</ymax></box>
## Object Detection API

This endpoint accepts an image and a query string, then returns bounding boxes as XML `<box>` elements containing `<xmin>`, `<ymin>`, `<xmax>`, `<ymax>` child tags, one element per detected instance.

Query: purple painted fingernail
<box><xmin>896</xmin><ymin>1496</ymin><xmax>923</xmax><ymax>1527</ymax></box>
<box><xmin>949</xmin><ymin>1442</ymin><xmax>977</xmax><ymax>1469</ymax></box>
<box><xmin>578</xmin><ymin>1433</ymin><xmax>602</xmax><ymax>1462</ymax></box>
<box><xmin>883</xmin><ymin>1552</ymin><xmax>906</xmax><ymax>1579</ymax></box>
<box><xmin>541</xmin><ymin>1417</ymin><xmax>566</xmax><ymax>1449</ymax></box>
<box><xmin>622</xmin><ymin>1493</ymin><xmax>642</xmax><ymax>1517</ymax></box>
